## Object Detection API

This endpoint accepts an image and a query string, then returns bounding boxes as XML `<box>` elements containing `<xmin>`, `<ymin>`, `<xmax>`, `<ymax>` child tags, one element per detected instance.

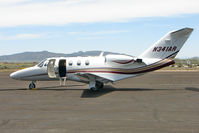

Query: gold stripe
<box><xmin>68</xmin><ymin>58</ymin><xmax>173</xmax><ymax>73</ymax></box>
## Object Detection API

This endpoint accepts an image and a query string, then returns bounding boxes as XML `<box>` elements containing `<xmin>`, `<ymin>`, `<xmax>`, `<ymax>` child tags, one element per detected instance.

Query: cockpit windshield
<box><xmin>37</xmin><ymin>59</ymin><xmax>47</xmax><ymax>67</ymax></box>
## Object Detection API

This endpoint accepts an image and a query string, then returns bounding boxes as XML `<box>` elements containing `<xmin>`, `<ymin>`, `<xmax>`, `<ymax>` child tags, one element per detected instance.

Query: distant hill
<box><xmin>1</xmin><ymin>51</ymin><xmax>198</xmax><ymax>62</ymax></box>
<box><xmin>0</xmin><ymin>51</ymin><xmax>122</xmax><ymax>62</ymax></box>
<box><xmin>190</xmin><ymin>57</ymin><xmax>199</xmax><ymax>60</ymax></box>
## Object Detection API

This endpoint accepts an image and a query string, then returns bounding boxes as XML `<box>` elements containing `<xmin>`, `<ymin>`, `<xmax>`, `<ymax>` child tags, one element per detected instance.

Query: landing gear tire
<box><xmin>90</xmin><ymin>87</ymin><xmax>99</xmax><ymax>92</ymax></box>
<box><xmin>29</xmin><ymin>82</ymin><xmax>36</xmax><ymax>90</ymax></box>
<box><xmin>96</xmin><ymin>81</ymin><xmax>104</xmax><ymax>89</ymax></box>
<box><xmin>90</xmin><ymin>81</ymin><xmax>104</xmax><ymax>92</ymax></box>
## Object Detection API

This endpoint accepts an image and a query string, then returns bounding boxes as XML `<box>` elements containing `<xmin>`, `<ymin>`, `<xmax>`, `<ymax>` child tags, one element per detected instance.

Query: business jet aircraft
<box><xmin>10</xmin><ymin>28</ymin><xmax>193</xmax><ymax>91</ymax></box>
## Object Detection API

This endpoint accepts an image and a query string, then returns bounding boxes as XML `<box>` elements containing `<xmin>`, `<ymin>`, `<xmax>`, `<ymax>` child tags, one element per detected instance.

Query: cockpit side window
<box><xmin>37</xmin><ymin>59</ymin><xmax>47</xmax><ymax>67</ymax></box>
<box><xmin>44</xmin><ymin>61</ymin><xmax>48</xmax><ymax>67</ymax></box>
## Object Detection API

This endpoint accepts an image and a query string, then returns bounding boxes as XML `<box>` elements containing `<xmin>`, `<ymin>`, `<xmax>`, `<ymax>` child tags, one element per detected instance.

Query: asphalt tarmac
<box><xmin>0</xmin><ymin>71</ymin><xmax>199</xmax><ymax>133</ymax></box>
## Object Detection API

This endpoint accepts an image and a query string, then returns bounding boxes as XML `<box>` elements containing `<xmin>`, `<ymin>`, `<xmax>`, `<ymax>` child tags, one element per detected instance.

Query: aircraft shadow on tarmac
<box><xmin>81</xmin><ymin>85</ymin><xmax>198</xmax><ymax>98</ymax></box>
<box><xmin>185</xmin><ymin>87</ymin><xmax>199</xmax><ymax>92</ymax></box>
<box><xmin>1</xmin><ymin>85</ymin><xmax>198</xmax><ymax>98</ymax></box>
<box><xmin>80</xmin><ymin>85</ymin><xmax>161</xmax><ymax>98</ymax></box>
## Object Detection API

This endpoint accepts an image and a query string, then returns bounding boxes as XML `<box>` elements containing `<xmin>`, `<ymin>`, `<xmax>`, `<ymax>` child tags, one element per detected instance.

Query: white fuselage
<box><xmin>10</xmin><ymin>54</ymin><xmax>172</xmax><ymax>84</ymax></box>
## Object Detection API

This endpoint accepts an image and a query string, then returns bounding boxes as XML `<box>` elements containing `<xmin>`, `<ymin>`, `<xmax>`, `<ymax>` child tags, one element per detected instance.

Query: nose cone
<box><xmin>10</xmin><ymin>68</ymin><xmax>29</xmax><ymax>80</ymax></box>
<box><xmin>10</xmin><ymin>66</ymin><xmax>42</xmax><ymax>80</ymax></box>
<box><xmin>10</xmin><ymin>71</ymin><xmax>19</xmax><ymax>80</ymax></box>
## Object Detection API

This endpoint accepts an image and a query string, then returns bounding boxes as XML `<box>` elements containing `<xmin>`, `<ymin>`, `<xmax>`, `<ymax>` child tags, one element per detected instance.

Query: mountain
<box><xmin>0</xmin><ymin>51</ymin><xmax>122</xmax><ymax>62</ymax></box>
<box><xmin>0</xmin><ymin>51</ymin><xmax>198</xmax><ymax>62</ymax></box>
<box><xmin>190</xmin><ymin>57</ymin><xmax>199</xmax><ymax>60</ymax></box>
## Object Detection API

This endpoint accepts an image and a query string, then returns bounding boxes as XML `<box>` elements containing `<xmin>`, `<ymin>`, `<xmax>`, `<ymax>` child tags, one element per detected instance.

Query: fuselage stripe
<box><xmin>67</xmin><ymin>60</ymin><xmax>174</xmax><ymax>75</ymax></box>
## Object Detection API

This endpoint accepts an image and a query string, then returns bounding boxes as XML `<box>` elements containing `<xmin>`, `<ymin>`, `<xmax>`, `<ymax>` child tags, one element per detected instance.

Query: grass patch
<box><xmin>0</xmin><ymin>62</ymin><xmax>37</xmax><ymax>72</ymax></box>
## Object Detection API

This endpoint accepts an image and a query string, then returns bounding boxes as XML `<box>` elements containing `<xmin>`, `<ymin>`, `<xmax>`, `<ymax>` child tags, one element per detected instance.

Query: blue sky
<box><xmin>0</xmin><ymin>0</ymin><xmax>199</xmax><ymax>58</ymax></box>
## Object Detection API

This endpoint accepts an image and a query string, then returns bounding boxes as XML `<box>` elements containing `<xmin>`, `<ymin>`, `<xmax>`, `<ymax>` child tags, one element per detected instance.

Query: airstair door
<box><xmin>47</xmin><ymin>59</ymin><xmax>56</xmax><ymax>78</ymax></box>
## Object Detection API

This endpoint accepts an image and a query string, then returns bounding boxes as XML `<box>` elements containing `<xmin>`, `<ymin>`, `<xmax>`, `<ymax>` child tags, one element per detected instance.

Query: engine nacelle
<box><xmin>105</xmin><ymin>54</ymin><xmax>135</xmax><ymax>64</ymax></box>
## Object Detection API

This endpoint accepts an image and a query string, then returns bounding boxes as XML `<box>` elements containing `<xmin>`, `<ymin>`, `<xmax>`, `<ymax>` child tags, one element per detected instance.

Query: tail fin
<box><xmin>139</xmin><ymin>28</ymin><xmax>193</xmax><ymax>59</ymax></box>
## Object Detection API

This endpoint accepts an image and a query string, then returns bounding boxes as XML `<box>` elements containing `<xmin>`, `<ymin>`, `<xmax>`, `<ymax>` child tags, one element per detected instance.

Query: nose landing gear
<box><xmin>29</xmin><ymin>81</ymin><xmax>36</xmax><ymax>90</ymax></box>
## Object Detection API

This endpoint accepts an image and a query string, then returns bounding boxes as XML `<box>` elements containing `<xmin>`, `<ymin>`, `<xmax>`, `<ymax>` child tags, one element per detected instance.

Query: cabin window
<box><xmin>85</xmin><ymin>60</ymin><xmax>90</xmax><ymax>66</ymax></box>
<box><xmin>69</xmin><ymin>61</ymin><xmax>73</xmax><ymax>66</ymax></box>
<box><xmin>77</xmin><ymin>60</ymin><xmax>81</xmax><ymax>66</ymax></box>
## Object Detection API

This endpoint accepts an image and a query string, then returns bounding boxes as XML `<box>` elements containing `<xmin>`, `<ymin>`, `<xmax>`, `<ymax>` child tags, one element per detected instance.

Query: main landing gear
<box><xmin>90</xmin><ymin>81</ymin><xmax>104</xmax><ymax>92</ymax></box>
<box><xmin>29</xmin><ymin>81</ymin><xmax>36</xmax><ymax>90</ymax></box>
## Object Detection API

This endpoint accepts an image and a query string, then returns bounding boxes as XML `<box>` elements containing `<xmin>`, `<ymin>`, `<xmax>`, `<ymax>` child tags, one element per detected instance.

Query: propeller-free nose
<box><xmin>10</xmin><ymin>67</ymin><xmax>33</xmax><ymax>80</ymax></box>
<box><xmin>10</xmin><ymin>71</ymin><xmax>19</xmax><ymax>79</ymax></box>
<box><xmin>10</xmin><ymin>66</ymin><xmax>47</xmax><ymax>81</ymax></box>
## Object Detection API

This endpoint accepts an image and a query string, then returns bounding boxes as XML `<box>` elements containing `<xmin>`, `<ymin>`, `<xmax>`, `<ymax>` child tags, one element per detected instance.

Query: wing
<box><xmin>75</xmin><ymin>72</ymin><xmax>114</xmax><ymax>83</ymax></box>
<box><xmin>75</xmin><ymin>72</ymin><xmax>134</xmax><ymax>83</ymax></box>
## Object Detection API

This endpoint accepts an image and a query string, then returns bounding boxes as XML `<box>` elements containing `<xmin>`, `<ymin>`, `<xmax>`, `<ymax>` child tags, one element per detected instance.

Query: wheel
<box><xmin>90</xmin><ymin>82</ymin><xmax>104</xmax><ymax>92</ymax></box>
<box><xmin>96</xmin><ymin>81</ymin><xmax>104</xmax><ymax>89</ymax></box>
<box><xmin>29</xmin><ymin>82</ymin><xmax>36</xmax><ymax>90</ymax></box>
<box><xmin>90</xmin><ymin>87</ymin><xmax>99</xmax><ymax>92</ymax></box>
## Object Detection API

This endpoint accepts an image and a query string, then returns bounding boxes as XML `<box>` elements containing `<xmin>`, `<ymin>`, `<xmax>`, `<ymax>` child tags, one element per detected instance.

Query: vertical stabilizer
<box><xmin>139</xmin><ymin>28</ymin><xmax>193</xmax><ymax>59</ymax></box>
